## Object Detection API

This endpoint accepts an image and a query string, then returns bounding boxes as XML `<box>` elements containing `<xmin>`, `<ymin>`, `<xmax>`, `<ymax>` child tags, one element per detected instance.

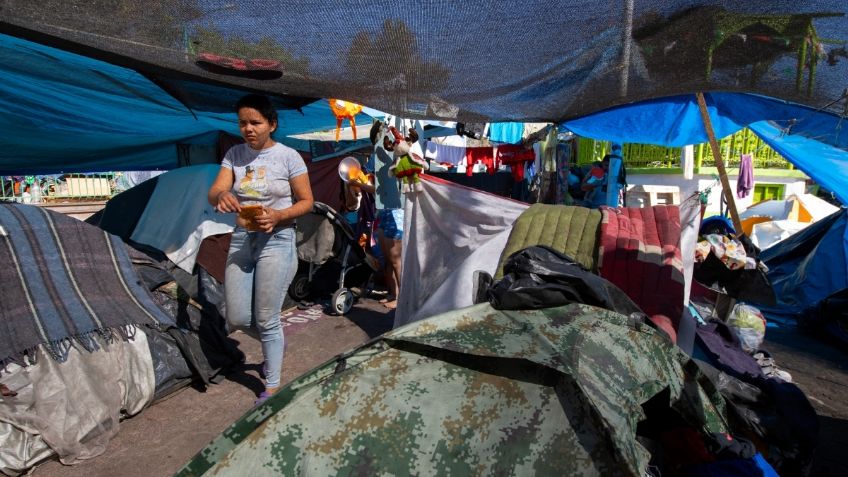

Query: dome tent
<box><xmin>179</xmin><ymin>302</ymin><xmax>733</xmax><ymax>476</ymax></box>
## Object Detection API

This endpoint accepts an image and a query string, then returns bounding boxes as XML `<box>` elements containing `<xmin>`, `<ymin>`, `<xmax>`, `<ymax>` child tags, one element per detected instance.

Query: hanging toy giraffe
<box><xmin>328</xmin><ymin>98</ymin><xmax>363</xmax><ymax>142</ymax></box>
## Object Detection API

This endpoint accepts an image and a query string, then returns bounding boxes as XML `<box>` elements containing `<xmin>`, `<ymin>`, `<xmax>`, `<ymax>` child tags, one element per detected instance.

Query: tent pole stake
<box><xmin>695</xmin><ymin>92</ymin><xmax>743</xmax><ymax>234</ymax></box>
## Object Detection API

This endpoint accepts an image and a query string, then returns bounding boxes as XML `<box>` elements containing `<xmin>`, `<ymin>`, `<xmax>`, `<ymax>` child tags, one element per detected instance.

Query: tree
<box><xmin>345</xmin><ymin>19</ymin><xmax>450</xmax><ymax>93</ymax></box>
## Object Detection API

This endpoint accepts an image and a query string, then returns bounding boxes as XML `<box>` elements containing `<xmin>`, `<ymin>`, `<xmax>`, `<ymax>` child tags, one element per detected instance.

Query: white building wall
<box><xmin>625</xmin><ymin>173</ymin><xmax>807</xmax><ymax>214</ymax></box>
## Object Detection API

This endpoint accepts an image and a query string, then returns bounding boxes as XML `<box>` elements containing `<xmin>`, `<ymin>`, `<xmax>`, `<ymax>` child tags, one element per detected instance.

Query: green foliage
<box><xmin>190</xmin><ymin>27</ymin><xmax>310</xmax><ymax>76</ymax></box>
<box><xmin>345</xmin><ymin>19</ymin><xmax>450</xmax><ymax>92</ymax></box>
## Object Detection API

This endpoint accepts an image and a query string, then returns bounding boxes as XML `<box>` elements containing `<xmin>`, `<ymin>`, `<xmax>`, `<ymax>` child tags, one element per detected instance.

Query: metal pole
<box><xmin>696</xmin><ymin>92</ymin><xmax>743</xmax><ymax>234</ymax></box>
<box><xmin>619</xmin><ymin>0</ymin><xmax>634</xmax><ymax>97</ymax></box>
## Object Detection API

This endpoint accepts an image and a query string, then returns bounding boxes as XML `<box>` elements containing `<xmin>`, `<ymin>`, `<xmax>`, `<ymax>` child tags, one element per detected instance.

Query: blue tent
<box><xmin>756</xmin><ymin>209</ymin><xmax>848</xmax><ymax>321</ymax></box>
<box><xmin>560</xmin><ymin>92</ymin><xmax>848</xmax><ymax>204</ymax></box>
<box><xmin>0</xmin><ymin>33</ymin><xmax>372</xmax><ymax>175</ymax></box>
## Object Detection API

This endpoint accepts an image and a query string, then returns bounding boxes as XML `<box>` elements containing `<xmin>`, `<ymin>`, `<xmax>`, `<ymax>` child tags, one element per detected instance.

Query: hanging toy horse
<box><xmin>384</xmin><ymin>126</ymin><xmax>427</xmax><ymax>194</ymax></box>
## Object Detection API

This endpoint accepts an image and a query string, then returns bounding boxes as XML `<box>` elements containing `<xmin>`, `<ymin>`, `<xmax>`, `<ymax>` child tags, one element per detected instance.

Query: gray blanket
<box><xmin>0</xmin><ymin>203</ymin><xmax>175</xmax><ymax>368</ymax></box>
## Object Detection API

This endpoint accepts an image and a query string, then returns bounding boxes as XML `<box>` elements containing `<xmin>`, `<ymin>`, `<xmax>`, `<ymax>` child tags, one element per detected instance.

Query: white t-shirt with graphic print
<box><xmin>221</xmin><ymin>143</ymin><xmax>308</xmax><ymax>211</ymax></box>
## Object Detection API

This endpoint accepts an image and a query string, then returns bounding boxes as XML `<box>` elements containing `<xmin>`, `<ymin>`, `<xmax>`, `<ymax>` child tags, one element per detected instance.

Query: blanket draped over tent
<box><xmin>178</xmin><ymin>302</ymin><xmax>729</xmax><ymax>477</ymax></box>
<box><xmin>598</xmin><ymin>206</ymin><xmax>685</xmax><ymax>340</ymax></box>
<box><xmin>496</xmin><ymin>204</ymin><xmax>602</xmax><ymax>277</ymax></box>
<box><xmin>0</xmin><ymin>203</ymin><xmax>176</xmax><ymax>368</ymax></box>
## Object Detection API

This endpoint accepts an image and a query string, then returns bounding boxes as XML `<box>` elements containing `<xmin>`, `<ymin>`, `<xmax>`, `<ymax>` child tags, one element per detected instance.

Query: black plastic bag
<box><xmin>482</xmin><ymin>245</ymin><xmax>645</xmax><ymax>317</ymax></box>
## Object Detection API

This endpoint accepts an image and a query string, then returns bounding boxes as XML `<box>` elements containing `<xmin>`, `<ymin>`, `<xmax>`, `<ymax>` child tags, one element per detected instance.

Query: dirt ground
<box><xmin>29</xmin><ymin>300</ymin><xmax>848</xmax><ymax>477</ymax></box>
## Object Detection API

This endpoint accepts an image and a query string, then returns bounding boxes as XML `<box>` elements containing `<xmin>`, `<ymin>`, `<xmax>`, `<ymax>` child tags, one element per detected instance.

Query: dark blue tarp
<box><xmin>0</xmin><ymin>33</ymin><xmax>371</xmax><ymax>174</ymax></box>
<box><xmin>559</xmin><ymin>92</ymin><xmax>848</xmax><ymax>204</ymax></box>
<box><xmin>755</xmin><ymin>209</ymin><xmax>848</xmax><ymax>319</ymax></box>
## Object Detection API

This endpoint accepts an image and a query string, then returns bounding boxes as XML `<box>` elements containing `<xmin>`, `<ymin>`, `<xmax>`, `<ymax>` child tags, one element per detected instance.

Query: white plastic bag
<box><xmin>728</xmin><ymin>303</ymin><xmax>767</xmax><ymax>353</ymax></box>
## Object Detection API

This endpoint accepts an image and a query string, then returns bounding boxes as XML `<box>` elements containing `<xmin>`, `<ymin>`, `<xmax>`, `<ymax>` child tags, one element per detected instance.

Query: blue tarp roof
<box><xmin>560</xmin><ymin>92</ymin><xmax>848</xmax><ymax>204</ymax></box>
<box><xmin>0</xmin><ymin>33</ymin><xmax>371</xmax><ymax>175</ymax></box>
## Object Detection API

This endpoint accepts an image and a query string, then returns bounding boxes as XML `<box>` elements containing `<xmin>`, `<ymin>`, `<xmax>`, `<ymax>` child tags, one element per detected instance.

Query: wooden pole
<box><xmin>695</xmin><ymin>92</ymin><xmax>743</xmax><ymax>234</ymax></box>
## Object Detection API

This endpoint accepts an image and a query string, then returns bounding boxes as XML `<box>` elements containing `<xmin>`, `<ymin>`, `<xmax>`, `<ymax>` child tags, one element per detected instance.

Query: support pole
<box><xmin>695</xmin><ymin>92</ymin><xmax>743</xmax><ymax>234</ymax></box>
<box><xmin>619</xmin><ymin>0</ymin><xmax>634</xmax><ymax>97</ymax></box>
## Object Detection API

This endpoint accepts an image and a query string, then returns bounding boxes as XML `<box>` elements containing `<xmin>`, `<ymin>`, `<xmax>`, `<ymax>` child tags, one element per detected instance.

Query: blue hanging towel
<box><xmin>489</xmin><ymin>122</ymin><xmax>524</xmax><ymax>144</ymax></box>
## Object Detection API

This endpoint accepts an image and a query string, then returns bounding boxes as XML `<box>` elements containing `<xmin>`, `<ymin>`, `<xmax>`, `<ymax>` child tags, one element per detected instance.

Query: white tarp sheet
<box><xmin>395</xmin><ymin>175</ymin><xmax>529</xmax><ymax>328</ymax></box>
<box><xmin>0</xmin><ymin>328</ymin><xmax>155</xmax><ymax>475</ymax></box>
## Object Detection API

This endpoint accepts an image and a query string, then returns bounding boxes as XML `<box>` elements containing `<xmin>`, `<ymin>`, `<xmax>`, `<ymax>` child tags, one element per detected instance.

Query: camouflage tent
<box><xmin>178</xmin><ymin>303</ymin><xmax>729</xmax><ymax>476</ymax></box>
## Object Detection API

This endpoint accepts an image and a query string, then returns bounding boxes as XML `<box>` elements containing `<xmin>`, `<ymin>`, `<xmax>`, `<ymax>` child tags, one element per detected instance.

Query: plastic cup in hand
<box><xmin>239</xmin><ymin>202</ymin><xmax>264</xmax><ymax>231</ymax></box>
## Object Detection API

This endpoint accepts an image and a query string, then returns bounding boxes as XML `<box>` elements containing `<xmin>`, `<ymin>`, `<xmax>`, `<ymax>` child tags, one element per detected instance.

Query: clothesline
<box><xmin>422</xmin><ymin>140</ymin><xmax>538</xmax><ymax>180</ymax></box>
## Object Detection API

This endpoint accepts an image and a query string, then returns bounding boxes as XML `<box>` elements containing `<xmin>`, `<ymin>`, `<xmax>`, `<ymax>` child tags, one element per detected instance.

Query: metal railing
<box><xmin>576</xmin><ymin>127</ymin><xmax>793</xmax><ymax>170</ymax></box>
<box><xmin>1</xmin><ymin>173</ymin><xmax>117</xmax><ymax>203</ymax></box>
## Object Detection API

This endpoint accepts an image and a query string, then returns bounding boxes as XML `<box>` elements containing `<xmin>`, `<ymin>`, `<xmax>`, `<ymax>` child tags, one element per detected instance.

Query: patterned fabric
<box><xmin>598</xmin><ymin>206</ymin><xmax>684</xmax><ymax>341</ymax></box>
<box><xmin>377</xmin><ymin>208</ymin><xmax>404</xmax><ymax>240</ymax></box>
<box><xmin>178</xmin><ymin>303</ymin><xmax>729</xmax><ymax>477</ymax></box>
<box><xmin>0</xmin><ymin>204</ymin><xmax>175</xmax><ymax>368</ymax></box>
<box><xmin>696</xmin><ymin>234</ymin><xmax>753</xmax><ymax>270</ymax></box>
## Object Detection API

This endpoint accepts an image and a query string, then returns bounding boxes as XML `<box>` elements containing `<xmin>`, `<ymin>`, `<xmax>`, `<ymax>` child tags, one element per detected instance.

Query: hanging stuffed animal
<box><xmin>384</xmin><ymin>126</ymin><xmax>427</xmax><ymax>194</ymax></box>
<box><xmin>329</xmin><ymin>99</ymin><xmax>363</xmax><ymax>142</ymax></box>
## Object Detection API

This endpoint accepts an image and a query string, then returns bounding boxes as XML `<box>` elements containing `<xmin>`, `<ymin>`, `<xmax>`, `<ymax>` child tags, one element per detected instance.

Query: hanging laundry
<box><xmin>424</xmin><ymin>141</ymin><xmax>466</xmax><ymax>166</ymax></box>
<box><xmin>539</xmin><ymin>127</ymin><xmax>558</xmax><ymax>171</ymax></box>
<box><xmin>737</xmin><ymin>153</ymin><xmax>754</xmax><ymax>198</ymax></box>
<box><xmin>488</xmin><ymin>122</ymin><xmax>525</xmax><ymax>144</ymax></box>
<box><xmin>497</xmin><ymin>144</ymin><xmax>535</xmax><ymax>181</ymax></box>
<box><xmin>465</xmin><ymin>147</ymin><xmax>495</xmax><ymax>176</ymax></box>
<box><xmin>556</xmin><ymin>142</ymin><xmax>574</xmax><ymax>205</ymax></box>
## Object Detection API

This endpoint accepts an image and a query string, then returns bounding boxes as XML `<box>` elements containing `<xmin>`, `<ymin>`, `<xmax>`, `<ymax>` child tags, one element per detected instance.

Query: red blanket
<box><xmin>598</xmin><ymin>206</ymin><xmax>684</xmax><ymax>342</ymax></box>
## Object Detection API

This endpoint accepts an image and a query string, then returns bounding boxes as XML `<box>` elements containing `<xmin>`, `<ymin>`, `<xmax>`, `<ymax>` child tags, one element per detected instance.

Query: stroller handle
<box><xmin>312</xmin><ymin>201</ymin><xmax>358</xmax><ymax>242</ymax></box>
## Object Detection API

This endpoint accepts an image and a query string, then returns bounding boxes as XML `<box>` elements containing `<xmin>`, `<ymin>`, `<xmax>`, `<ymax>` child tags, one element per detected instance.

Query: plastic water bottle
<box><xmin>30</xmin><ymin>183</ymin><xmax>41</xmax><ymax>203</ymax></box>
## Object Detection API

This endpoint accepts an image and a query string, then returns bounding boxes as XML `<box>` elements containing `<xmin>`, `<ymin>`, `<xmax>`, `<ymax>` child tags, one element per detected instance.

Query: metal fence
<box><xmin>576</xmin><ymin>127</ymin><xmax>792</xmax><ymax>170</ymax></box>
<box><xmin>1</xmin><ymin>173</ymin><xmax>117</xmax><ymax>203</ymax></box>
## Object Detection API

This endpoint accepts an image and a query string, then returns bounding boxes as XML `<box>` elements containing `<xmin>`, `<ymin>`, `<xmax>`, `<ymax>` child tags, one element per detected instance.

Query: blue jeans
<box><xmin>225</xmin><ymin>227</ymin><xmax>297</xmax><ymax>388</ymax></box>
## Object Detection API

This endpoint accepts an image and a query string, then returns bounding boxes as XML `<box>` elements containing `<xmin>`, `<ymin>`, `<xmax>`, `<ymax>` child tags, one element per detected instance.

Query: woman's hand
<box><xmin>349</xmin><ymin>178</ymin><xmax>375</xmax><ymax>194</ymax></box>
<box><xmin>255</xmin><ymin>207</ymin><xmax>284</xmax><ymax>233</ymax></box>
<box><xmin>215</xmin><ymin>190</ymin><xmax>241</xmax><ymax>213</ymax></box>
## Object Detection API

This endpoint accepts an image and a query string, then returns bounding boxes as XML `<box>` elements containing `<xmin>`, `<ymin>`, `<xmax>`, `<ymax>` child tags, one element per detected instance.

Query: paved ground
<box><xmin>29</xmin><ymin>300</ymin><xmax>848</xmax><ymax>477</ymax></box>
<box><xmin>32</xmin><ymin>297</ymin><xmax>395</xmax><ymax>477</ymax></box>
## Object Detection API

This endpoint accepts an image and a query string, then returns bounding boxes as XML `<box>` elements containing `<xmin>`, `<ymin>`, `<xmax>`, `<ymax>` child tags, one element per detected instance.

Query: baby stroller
<box><xmin>288</xmin><ymin>201</ymin><xmax>377</xmax><ymax>315</ymax></box>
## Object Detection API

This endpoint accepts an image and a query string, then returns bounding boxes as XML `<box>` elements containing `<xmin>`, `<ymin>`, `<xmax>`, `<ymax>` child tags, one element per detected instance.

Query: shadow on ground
<box><xmin>345</xmin><ymin>298</ymin><xmax>395</xmax><ymax>338</ymax></box>
<box><xmin>812</xmin><ymin>415</ymin><xmax>848</xmax><ymax>477</ymax></box>
<box><xmin>765</xmin><ymin>324</ymin><xmax>848</xmax><ymax>477</ymax></box>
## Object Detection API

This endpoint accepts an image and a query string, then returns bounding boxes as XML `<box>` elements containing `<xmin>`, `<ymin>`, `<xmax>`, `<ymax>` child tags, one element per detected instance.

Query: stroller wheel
<box><xmin>289</xmin><ymin>274</ymin><xmax>311</xmax><ymax>301</ymax></box>
<box><xmin>331</xmin><ymin>288</ymin><xmax>354</xmax><ymax>315</ymax></box>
